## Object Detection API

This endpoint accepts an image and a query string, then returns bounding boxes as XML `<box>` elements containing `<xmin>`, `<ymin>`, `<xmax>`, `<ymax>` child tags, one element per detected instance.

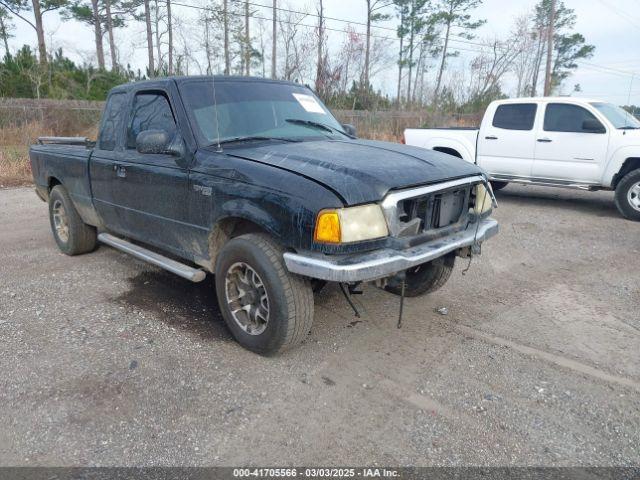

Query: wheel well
<box><xmin>433</xmin><ymin>147</ymin><xmax>462</xmax><ymax>159</ymax></box>
<box><xmin>614</xmin><ymin>158</ymin><xmax>640</xmax><ymax>188</ymax></box>
<box><xmin>48</xmin><ymin>177</ymin><xmax>61</xmax><ymax>190</ymax></box>
<box><xmin>208</xmin><ymin>217</ymin><xmax>269</xmax><ymax>268</ymax></box>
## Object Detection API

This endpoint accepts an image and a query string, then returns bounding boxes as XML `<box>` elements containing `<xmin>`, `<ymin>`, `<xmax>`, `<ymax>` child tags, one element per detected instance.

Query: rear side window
<box><xmin>98</xmin><ymin>92</ymin><xmax>126</xmax><ymax>151</ymax></box>
<box><xmin>544</xmin><ymin>103</ymin><xmax>604</xmax><ymax>133</ymax></box>
<box><xmin>127</xmin><ymin>91</ymin><xmax>177</xmax><ymax>149</ymax></box>
<box><xmin>492</xmin><ymin>104</ymin><xmax>537</xmax><ymax>131</ymax></box>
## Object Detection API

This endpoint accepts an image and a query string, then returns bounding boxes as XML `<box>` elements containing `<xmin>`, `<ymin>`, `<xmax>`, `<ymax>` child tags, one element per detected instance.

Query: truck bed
<box><xmin>29</xmin><ymin>143</ymin><xmax>98</xmax><ymax>226</ymax></box>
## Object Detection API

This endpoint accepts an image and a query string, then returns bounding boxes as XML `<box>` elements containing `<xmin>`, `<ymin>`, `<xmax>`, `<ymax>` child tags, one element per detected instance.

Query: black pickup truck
<box><xmin>30</xmin><ymin>76</ymin><xmax>499</xmax><ymax>354</ymax></box>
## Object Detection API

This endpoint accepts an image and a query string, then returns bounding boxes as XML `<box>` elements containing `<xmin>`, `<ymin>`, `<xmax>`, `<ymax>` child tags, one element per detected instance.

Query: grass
<box><xmin>0</xmin><ymin>146</ymin><xmax>32</xmax><ymax>187</ymax></box>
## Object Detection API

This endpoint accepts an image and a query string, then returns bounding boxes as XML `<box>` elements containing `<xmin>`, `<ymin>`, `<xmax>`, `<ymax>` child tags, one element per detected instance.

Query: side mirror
<box><xmin>136</xmin><ymin>129</ymin><xmax>185</xmax><ymax>157</ymax></box>
<box><xmin>582</xmin><ymin>119</ymin><xmax>605</xmax><ymax>134</ymax></box>
<box><xmin>342</xmin><ymin>123</ymin><xmax>357</xmax><ymax>137</ymax></box>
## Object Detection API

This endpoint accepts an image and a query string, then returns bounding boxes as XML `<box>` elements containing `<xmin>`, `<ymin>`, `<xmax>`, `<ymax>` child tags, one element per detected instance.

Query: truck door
<box><xmin>91</xmin><ymin>91</ymin><xmax>128</xmax><ymax>230</ymax></box>
<box><xmin>532</xmin><ymin>102</ymin><xmax>609</xmax><ymax>184</ymax></box>
<box><xmin>110</xmin><ymin>89</ymin><xmax>193</xmax><ymax>257</ymax></box>
<box><xmin>476</xmin><ymin>102</ymin><xmax>538</xmax><ymax>179</ymax></box>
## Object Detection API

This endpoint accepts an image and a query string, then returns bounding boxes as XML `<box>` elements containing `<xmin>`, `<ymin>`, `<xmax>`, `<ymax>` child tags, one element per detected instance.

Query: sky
<box><xmin>7</xmin><ymin>0</ymin><xmax>640</xmax><ymax>105</ymax></box>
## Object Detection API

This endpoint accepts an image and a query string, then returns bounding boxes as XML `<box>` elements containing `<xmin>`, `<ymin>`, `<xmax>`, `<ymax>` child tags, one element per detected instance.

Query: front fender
<box><xmin>602</xmin><ymin>145</ymin><xmax>640</xmax><ymax>187</ymax></box>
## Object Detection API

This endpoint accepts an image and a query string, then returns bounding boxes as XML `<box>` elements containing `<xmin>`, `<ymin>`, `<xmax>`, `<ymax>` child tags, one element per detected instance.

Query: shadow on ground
<box><xmin>111</xmin><ymin>268</ymin><xmax>231</xmax><ymax>342</ymax></box>
<box><xmin>495</xmin><ymin>186</ymin><xmax>617</xmax><ymax>218</ymax></box>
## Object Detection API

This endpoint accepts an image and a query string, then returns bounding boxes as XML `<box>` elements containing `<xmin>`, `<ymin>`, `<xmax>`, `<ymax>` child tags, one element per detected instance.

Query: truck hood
<box><xmin>227</xmin><ymin>139</ymin><xmax>483</xmax><ymax>205</ymax></box>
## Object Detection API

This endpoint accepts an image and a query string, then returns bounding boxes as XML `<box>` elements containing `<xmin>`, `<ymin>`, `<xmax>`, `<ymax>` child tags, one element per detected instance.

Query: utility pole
<box><xmin>271</xmin><ymin>0</ymin><xmax>277</xmax><ymax>78</ymax></box>
<box><xmin>543</xmin><ymin>0</ymin><xmax>555</xmax><ymax>96</ymax></box>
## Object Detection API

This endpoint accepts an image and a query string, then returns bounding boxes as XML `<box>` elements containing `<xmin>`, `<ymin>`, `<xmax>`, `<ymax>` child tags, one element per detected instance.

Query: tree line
<box><xmin>0</xmin><ymin>0</ymin><xmax>596</xmax><ymax>110</ymax></box>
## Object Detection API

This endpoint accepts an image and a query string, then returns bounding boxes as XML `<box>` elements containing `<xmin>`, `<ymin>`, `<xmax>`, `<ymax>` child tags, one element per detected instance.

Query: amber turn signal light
<box><xmin>314</xmin><ymin>210</ymin><xmax>341</xmax><ymax>243</ymax></box>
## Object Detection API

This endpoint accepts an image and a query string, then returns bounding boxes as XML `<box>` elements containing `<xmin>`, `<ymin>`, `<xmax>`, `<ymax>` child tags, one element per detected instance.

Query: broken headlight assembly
<box><xmin>473</xmin><ymin>183</ymin><xmax>493</xmax><ymax>215</ymax></box>
<box><xmin>314</xmin><ymin>204</ymin><xmax>389</xmax><ymax>244</ymax></box>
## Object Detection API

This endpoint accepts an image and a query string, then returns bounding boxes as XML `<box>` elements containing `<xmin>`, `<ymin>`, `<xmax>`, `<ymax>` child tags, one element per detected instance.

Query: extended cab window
<box><xmin>544</xmin><ymin>103</ymin><xmax>605</xmax><ymax>133</ymax></box>
<box><xmin>127</xmin><ymin>92</ymin><xmax>177</xmax><ymax>149</ymax></box>
<box><xmin>98</xmin><ymin>92</ymin><xmax>126</xmax><ymax>151</ymax></box>
<box><xmin>492</xmin><ymin>104</ymin><xmax>537</xmax><ymax>130</ymax></box>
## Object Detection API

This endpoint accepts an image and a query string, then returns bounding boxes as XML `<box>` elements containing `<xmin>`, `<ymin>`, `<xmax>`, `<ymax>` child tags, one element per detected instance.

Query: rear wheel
<box><xmin>615</xmin><ymin>169</ymin><xmax>640</xmax><ymax>221</ymax></box>
<box><xmin>384</xmin><ymin>253</ymin><xmax>455</xmax><ymax>298</ymax></box>
<box><xmin>48</xmin><ymin>185</ymin><xmax>97</xmax><ymax>255</ymax></box>
<box><xmin>214</xmin><ymin>233</ymin><xmax>314</xmax><ymax>354</ymax></box>
<box><xmin>490</xmin><ymin>181</ymin><xmax>508</xmax><ymax>191</ymax></box>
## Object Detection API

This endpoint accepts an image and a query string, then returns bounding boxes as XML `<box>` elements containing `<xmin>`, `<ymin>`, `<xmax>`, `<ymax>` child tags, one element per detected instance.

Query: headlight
<box><xmin>314</xmin><ymin>204</ymin><xmax>389</xmax><ymax>244</ymax></box>
<box><xmin>474</xmin><ymin>184</ymin><xmax>492</xmax><ymax>215</ymax></box>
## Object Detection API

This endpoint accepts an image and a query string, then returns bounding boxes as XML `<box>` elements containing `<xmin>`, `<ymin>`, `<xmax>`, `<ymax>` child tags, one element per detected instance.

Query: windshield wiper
<box><xmin>619</xmin><ymin>126</ymin><xmax>640</xmax><ymax>130</ymax></box>
<box><xmin>210</xmin><ymin>136</ymin><xmax>298</xmax><ymax>147</ymax></box>
<box><xmin>285</xmin><ymin>118</ymin><xmax>353</xmax><ymax>138</ymax></box>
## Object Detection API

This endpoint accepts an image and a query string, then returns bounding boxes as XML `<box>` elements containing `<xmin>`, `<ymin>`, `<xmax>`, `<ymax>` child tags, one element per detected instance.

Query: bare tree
<box><xmin>467</xmin><ymin>38</ymin><xmax>520</xmax><ymax>99</ymax></box>
<box><xmin>103</xmin><ymin>0</ymin><xmax>117</xmax><ymax>69</ymax></box>
<box><xmin>89</xmin><ymin>0</ymin><xmax>105</xmax><ymax>68</ymax></box>
<box><xmin>143</xmin><ymin>0</ymin><xmax>154</xmax><ymax>74</ymax></box>
<box><xmin>278</xmin><ymin>3</ymin><xmax>309</xmax><ymax>81</ymax></box>
<box><xmin>363</xmin><ymin>0</ymin><xmax>389</xmax><ymax>89</ymax></box>
<box><xmin>167</xmin><ymin>0</ymin><xmax>173</xmax><ymax>74</ymax></box>
<box><xmin>223</xmin><ymin>0</ymin><xmax>229</xmax><ymax>74</ymax></box>
<box><xmin>271</xmin><ymin>0</ymin><xmax>276</xmax><ymax>78</ymax></box>
<box><xmin>315</xmin><ymin>0</ymin><xmax>325</xmax><ymax>94</ymax></box>
<box><xmin>244</xmin><ymin>0</ymin><xmax>250</xmax><ymax>75</ymax></box>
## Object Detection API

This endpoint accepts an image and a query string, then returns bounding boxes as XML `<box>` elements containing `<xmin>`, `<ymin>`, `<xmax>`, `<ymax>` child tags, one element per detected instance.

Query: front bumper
<box><xmin>283</xmin><ymin>218</ymin><xmax>499</xmax><ymax>283</ymax></box>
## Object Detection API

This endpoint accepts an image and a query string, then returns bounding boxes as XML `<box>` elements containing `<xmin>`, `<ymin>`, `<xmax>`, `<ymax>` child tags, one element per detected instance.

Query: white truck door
<box><xmin>476</xmin><ymin>102</ymin><xmax>538</xmax><ymax>178</ymax></box>
<box><xmin>532</xmin><ymin>102</ymin><xmax>609</xmax><ymax>184</ymax></box>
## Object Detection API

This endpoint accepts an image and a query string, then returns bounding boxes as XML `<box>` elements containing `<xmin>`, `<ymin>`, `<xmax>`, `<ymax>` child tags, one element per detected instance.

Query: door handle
<box><xmin>485</xmin><ymin>136</ymin><xmax>498</xmax><ymax>140</ymax></box>
<box><xmin>114</xmin><ymin>164</ymin><xmax>127</xmax><ymax>178</ymax></box>
<box><xmin>537</xmin><ymin>138</ymin><xmax>552</xmax><ymax>143</ymax></box>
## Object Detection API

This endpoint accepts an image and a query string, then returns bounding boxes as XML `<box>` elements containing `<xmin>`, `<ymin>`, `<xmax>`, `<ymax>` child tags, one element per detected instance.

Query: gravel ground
<box><xmin>0</xmin><ymin>185</ymin><xmax>638</xmax><ymax>467</ymax></box>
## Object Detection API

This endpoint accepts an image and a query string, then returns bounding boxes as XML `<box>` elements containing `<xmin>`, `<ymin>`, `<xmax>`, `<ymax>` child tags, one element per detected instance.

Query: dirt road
<box><xmin>0</xmin><ymin>185</ymin><xmax>638</xmax><ymax>466</ymax></box>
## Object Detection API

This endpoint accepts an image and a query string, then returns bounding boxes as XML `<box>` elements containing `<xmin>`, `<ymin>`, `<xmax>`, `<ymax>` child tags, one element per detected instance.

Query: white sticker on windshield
<box><xmin>292</xmin><ymin>93</ymin><xmax>326</xmax><ymax>114</ymax></box>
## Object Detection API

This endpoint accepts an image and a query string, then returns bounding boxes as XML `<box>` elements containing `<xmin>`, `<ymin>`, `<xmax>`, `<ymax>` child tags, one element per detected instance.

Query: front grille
<box><xmin>398</xmin><ymin>186</ymin><xmax>470</xmax><ymax>234</ymax></box>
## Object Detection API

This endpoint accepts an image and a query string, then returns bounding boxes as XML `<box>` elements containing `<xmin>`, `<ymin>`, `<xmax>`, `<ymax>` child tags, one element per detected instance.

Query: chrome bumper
<box><xmin>283</xmin><ymin>218</ymin><xmax>499</xmax><ymax>283</ymax></box>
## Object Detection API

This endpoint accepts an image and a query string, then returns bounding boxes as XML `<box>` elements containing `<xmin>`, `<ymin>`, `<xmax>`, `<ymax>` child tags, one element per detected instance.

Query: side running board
<box><xmin>98</xmin><ymin>233</ymin><xmax>207</xmax><ymax>283</ymax></box>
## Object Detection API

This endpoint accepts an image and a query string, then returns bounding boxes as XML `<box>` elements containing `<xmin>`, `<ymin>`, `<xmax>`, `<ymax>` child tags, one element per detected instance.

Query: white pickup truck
<box><xmin>404</xmin><ymin>97</ymin><xmax>640</xmax><ymax>220</ymax></box>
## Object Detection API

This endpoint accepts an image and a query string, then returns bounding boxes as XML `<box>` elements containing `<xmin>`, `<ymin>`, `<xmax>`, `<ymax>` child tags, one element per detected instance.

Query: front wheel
<box><xmin>384</xmin><ymin>253</ymin><xmax>455</xmax><ymax>298</ymax></box>
<box><xmin>214</xmin><ymin>233</ymin><xmax>314</xmax><ymax>354</ymax></box>
<box><xmin>615</xmin><ymin>169</ymin><xmax>640</xmax><ymax>221</ymax></box>
<box><xmin>490</xmin><ymin>181</ymin><xmax>508</xmax><ymax>191</ymax></box>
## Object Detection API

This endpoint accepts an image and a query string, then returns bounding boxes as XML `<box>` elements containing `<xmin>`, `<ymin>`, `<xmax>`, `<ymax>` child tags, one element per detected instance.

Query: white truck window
<box><xmin>543</xmin><ymin>103</ymin><xmax>605</xmax><ymax>133</ymax></box>
<box><xmin>492</xmin><ymin>104</ymin><xmax>537</xmax><ymax>131</ymax></box>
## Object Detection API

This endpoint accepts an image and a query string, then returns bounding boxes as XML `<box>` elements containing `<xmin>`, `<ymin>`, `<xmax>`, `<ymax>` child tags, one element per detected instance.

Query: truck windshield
<box><xmin>180</xmin><ymin>79</ymin><xmax>349</xmax><ymax>145</ymax></box>
<box><xmin>590</xmin><ymin>102</ymin><xmax>640</xmax><ymax>129</ymax></box>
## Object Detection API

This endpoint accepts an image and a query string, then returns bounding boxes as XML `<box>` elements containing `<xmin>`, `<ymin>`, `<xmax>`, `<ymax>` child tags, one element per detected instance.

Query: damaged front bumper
<box><xmin>283</xmin><ymin>218</ymin><xmax>499</xmax><ymax>283</ymax></box>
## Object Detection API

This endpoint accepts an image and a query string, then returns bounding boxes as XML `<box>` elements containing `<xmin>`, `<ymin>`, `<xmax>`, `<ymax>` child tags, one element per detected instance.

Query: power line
<box><xmin>595</xmin><ymin>0</ymin><xmax>640</xmax><ymax>31</ymax></box>
<box><xmin>173</xmin><ymin>0</ymin><xmax>517</xmax><ymax>58</ymax></box>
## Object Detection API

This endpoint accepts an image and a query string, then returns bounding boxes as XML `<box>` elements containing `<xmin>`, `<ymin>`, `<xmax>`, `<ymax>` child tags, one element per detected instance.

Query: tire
<box><xmin>490</xmin><ymin>181</ymin><xmax>508</xmax><ymax>191</ymax></box>
<box><xmin>384</xmin><ymin>253</ymin><xmax>455</xmax><ymax>298</ymax></box>
<box><xmin>48</xmin><ymin>185</ymin><xmax>97</xmax><ymax>255</ymax></box>
<box><xmin>214</xmin><ymin>233</ymin><xmax>314</xmax><ymax>354</ymax></box>
<box><xmin>615</xmin><ymin>169</ymin><xmax>640</xmax><ymax>221</ymax></box>
<box><xmin>311</xmin><ymin>279</ymin><xmax>327</xmax><ymax>294</ymax></box>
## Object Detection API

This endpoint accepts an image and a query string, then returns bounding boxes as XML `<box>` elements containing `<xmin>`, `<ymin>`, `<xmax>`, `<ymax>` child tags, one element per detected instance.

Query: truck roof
<box><xmin>493</xmin><ymin>96</ymin><xmax>605</xmax><ymax>105</ymax></box>
<box><xmin>110</xmin><ymin>75</ymin><xmax>309</xmax><ymax>94</ymax></box>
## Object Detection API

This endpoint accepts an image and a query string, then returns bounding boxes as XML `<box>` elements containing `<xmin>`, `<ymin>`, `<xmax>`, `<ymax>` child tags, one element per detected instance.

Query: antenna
<box><xmin>211</xmin><ymin>75</ymin><xmax>223</xmax><ymax>152</ymax></box>
<box><xmin>625</xmin><ymin>73</ymin><xmax>634</xmax><ymax>131</ymax></box>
